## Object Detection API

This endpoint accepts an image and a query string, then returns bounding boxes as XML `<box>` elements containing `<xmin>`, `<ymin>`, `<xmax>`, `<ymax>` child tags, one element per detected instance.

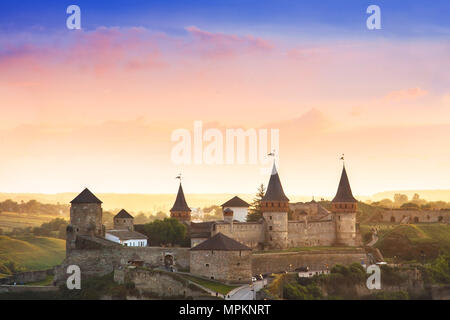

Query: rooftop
<box><xmin>115</xmin><ymin>209</ymin><xmax>134</xmax><ymax>219</ymax></box>
<box><xmin>70</xmin><ymin>188</ymin><xmax>103</xmax><ymax>204</ymax></box>
<box><xmin>221</xmin><ymin>196</ymin><xmax>250</xmax><ymax>208</ymax></box>
<box><xmin>190</xmin><ymin>232</ymin><xmax>251</xmax><ymax>251</ymax></box>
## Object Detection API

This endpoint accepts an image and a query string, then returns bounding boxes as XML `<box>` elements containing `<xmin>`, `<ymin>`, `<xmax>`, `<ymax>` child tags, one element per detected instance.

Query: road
<box><xmin>367</xmin><ymin>233</ymin><xmax>378</xmax><ymax>247</ymax></box>
<box><xmin>227</xmin><ymin>280</ymin><xmax>266</xmax><ymax>300</ymax></box>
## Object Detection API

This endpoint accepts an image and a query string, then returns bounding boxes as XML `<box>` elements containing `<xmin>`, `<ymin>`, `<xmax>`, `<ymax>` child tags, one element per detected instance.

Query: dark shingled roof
<box><xmin>170</xmin><ymin>183</ymin><xmax>191</xmax><ymax>212</ymax></box>
<box><xmin>190</xmin><ymin>232</ymin><xmax>251</xmax><ymax>251</ymax></box>
<box><xmin>70</xmin><ymin>188</ymin><xmax>103</xmax><ymax>204</ymax></box>
<box><xmin>221</xmin><ymin>196</ymin><xmax>250</xmax><ymax>208</ymax></box>
<box><xmin>115</xmin><ymin>209</ymin><xmax>134</xmax><ymax>219</ymax></box>
<box><xmin>262</xmin><ymin>163</ymin><xmax>289</xmax><ymax>202</ymax></box>
<box><xmin>332</xmin><ymin>166</ymin><xmax>357</xmax><ymax>203</ymax></box>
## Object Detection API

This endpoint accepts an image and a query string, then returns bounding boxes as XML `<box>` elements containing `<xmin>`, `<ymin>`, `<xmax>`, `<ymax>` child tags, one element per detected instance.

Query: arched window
<box><xmin>413</xmin><ymin>217</ymin><xmax>419</xmax><ymax>223</ymax></box>
<box><xmin>390</xmin><ymin>216</ymin><xmax>396</xmax><ymax>223</ymax></box>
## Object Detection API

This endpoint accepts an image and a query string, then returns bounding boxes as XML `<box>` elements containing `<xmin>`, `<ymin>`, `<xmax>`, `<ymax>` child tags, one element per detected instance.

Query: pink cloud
<box><xmin>384</xmin><ymin>87</ymin><xmax>429</xmax><ymax>101</ymax></box>
<box><xmin>184</xmin><ymin>26</ymin><xmax>274</xmax><ymax>58</ymax></box>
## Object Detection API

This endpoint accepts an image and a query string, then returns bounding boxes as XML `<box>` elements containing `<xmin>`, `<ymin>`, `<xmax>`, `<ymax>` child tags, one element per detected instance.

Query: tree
<box><xmin>394</xmin><ymin>194</ymin><xmax>408</xmax><ymax>206</ymax></box>
<box><xmin>400</xmin><ymin>202</ymin><xmax>420</xmax><ymax>210</ymax></box>
<box><xmin>141</xmin><ymin>218</ymin><xmax>188</xmax><ymax>247</ymax></box>
<box><xmin>203</xmin><ymin>205</ymin><xmax>222</xmax><ymax>221</ymax></box>
<box><xmin>247</xmin><ymin>184</ymin><xmax>266</xmax><ymax>222</ymax></box>
<box><xmin>134</xmin><ymin>213</ymin><xmax>150</xmax><ymax>224</ymax></box>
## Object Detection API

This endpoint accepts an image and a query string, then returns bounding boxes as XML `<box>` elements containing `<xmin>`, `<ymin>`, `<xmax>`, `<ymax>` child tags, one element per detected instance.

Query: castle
<box><xmin>59</xmin><ymin>160</ymin><xmax>366</xmax><ymax>286</ymax></box>
<box><xmin>175</xmin><ymin>162</ymin><xmax>361</xmax><ymax>250</ymax></box>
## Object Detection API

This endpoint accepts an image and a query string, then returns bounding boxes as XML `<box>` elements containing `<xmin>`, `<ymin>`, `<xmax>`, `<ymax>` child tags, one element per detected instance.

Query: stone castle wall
<box><xmin>0</xmin><ymin>269</ymin><xmax>54</xmax><ymax>285</ymax></box>
<box><xmin>288</xmin><ymin>220</ymin><xmax>336</xmax><ymax>247</ymax></box>
<box><xmin>190</xmin><ymin>250</ymin><xmax>252</xmax><ymax>283</ymax></box>
<box><xmin>212</xmin><ymin>222</ymin><xmax>265</xmax><ymax>249</ymax></box>
<box><xmin>251</xmin><ymin>249</ymin><xmax>367</xmax><ymax>275</ymax></box>
<box><xmin>381</xmin><ymin>210</ymin><xmax>450</xmax><ymax>223</ymax></box>
<box><xmin>54</xmin><ymin>245</ymin><xmax>190</xmax><ymax>284</ymax></box>
<box><xmin>115</xmin><ymin>268</ymin><xmax>208</xmax><ymax>298</ymax></box>
<box><xmin>70</xmin><ymin>203</ymin><xmax>103</xmax><ymax>237</ymax></box>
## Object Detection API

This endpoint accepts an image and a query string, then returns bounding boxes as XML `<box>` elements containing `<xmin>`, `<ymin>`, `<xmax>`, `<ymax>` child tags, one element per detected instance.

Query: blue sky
<box><xmin>0</xmin><ymin>0</ymin><xmax>449</xmax><ymax>40</ymax></box>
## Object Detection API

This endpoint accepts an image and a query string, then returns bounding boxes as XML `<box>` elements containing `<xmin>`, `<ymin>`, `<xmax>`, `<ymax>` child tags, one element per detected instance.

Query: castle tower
<box><xmin>69</xmin><ymin>188</ymin><xmax>103</xmax><ymax>237</ymax></box>
<box><xmin>223</xmin><ymin>207</ymin><xmax>234</xmax><ymax>224</ymax></box>
<box><xmin>170</xmin><ymin>183</ymin><xmax>191</xmax><ymax>223</ymax></box>
<box><xmin>114</xmin><ymin>209</ymin><xmax>134</xmax><ymax>231</ymax></box>
<box><xmin>261</xmin><ymin>162</ymin><xmax>290</xmax><ymax>249</ymax></box>
<box><xmin>66</xmin><ymin>188</ymin><xmax>103</xmax><ymax>253</ymax></box>
<box><xmin>332</xmin><ymin>164</ymin><xmax>358</xmax><ymax>246</ymax></box>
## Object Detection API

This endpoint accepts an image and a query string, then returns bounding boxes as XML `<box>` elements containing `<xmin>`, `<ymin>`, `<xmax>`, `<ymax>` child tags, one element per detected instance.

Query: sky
<box><xmin>0</xmin><ymin>1</ymin><xmax>449</xmax><ymax>198</ymax></box>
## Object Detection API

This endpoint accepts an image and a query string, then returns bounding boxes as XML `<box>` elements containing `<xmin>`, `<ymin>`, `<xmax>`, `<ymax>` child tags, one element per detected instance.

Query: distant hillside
<box><xmin>0</xmin><ymin>235</ymin><xmax>65</xmax><ymax>272</ymax></box>
<box><xmin>0</xmin><ymin>193</ymin><xmax>311</xmax><ymax>214</ymax></box>
<box><xmin>372</xmin><ymin>190</ymin><xmax>450</xmax><ymax>202</ymax></box>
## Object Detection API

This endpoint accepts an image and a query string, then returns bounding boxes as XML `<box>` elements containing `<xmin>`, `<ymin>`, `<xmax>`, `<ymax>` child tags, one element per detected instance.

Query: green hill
<box><xmin>375</xmin><ymin>224</ymin><xmax>450</xmax><ymax>262</ymax></box>
<box><xmin>0</xmin><ymin>235</ymin><xmax>65</xmax><ymax>273</ymax></box>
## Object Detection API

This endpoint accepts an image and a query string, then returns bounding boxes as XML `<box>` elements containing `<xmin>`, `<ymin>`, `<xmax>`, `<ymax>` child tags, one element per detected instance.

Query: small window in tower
<box><xmin>269</xmin><ymin>226</ymin><xmax>273</xmax><ymax>231</ymax></box>
<box><xmin>270</xmin><ymin>216</ymin><xmax>272</xmax><ymax>220</ymax></box>
<box><xmin>205</xmin><ymin>264</ymin><xmax>209</xmax><ymax>267</ymax></box>
<box><xmin>237</xmin><ymin>262</ymin><xmax>240</xmax><ymax>266</ymax></box>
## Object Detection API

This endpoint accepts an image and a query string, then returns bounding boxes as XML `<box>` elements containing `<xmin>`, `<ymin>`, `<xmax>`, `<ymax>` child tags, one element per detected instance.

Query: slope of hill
<box><xmin>375</xmin><ymin>224</ymin><xmax>450</xmax><ymax>262</ymax></box>
<box><xmin>0</xmin><ymin>235</ymin><xmax>66</xmax><ymax>272</ymax></box>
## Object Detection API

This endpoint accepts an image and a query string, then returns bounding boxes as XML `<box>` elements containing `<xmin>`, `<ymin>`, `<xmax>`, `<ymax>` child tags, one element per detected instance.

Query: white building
<box><xmin>221</xmin><ymin>196</ymin><xmax>250</xmax><ymax>222</ymax></box>
<box><xmin>105</xmin><ymin>229</ymin><xmax>148</xmax><ymax>247</ymax></box>
<box><xmin>298</xmin><ymin>270</ymin><xmax>330</xmax><ymax>278</ymax></box>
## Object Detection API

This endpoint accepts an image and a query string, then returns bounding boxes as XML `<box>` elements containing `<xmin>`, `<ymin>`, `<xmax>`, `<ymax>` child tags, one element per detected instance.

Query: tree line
<box><xmin>0</xmin><ymin>199</ymin><xmax>69</xmax><ymax>215</ymax></box>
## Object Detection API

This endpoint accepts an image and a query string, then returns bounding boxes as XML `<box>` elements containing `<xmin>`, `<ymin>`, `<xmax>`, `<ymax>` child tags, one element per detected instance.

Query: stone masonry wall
<box><xmin>115</xmin><ymin>268</ymin><xmax>208</xmax><ymax>298</ymax></box>
<box><xmin>190</xmin><ymin>250</ymin><xmax>252</xmax><ymax>283</ymax></box>
<box><xmin>252</xmin><ymin>250</ymin><xmax>367</xmax><ymax>275</ymax></box>
<box><xmin>213</xmin><ymin>222</ymin><xmax>264</xmax><ymax>249</ymax></box>
<box><xmin>381</xmin><ymin>210</ymin><xmax>450</xmax><ymax>223</ymax></box>
<box><xmin>54</xmin><ymin>246</ymin><xmax>190</xmax><ymax>284</ymax></box>
<box><xmin>288</xmin><ymin>220</ymin><xmax>336</xmax><ymax>247</ymax></box>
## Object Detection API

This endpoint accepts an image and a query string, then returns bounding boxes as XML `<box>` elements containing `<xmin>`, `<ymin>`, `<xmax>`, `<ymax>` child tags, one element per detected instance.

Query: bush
<box><xmin>368</xmin><ymin>291</ymin><xmax>409</xmax><ymax>300</ymax></box>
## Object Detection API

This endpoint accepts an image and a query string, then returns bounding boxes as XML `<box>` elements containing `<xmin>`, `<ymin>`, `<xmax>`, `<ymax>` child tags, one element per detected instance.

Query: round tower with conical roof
<box><xmin>261</xmin><ymin>162</ymin><xmax>290</xmax><ymax>249</ymax></box>
<box><xmin>170</xmin><ymin>183</ymin><xmax>191</xmax><ymax>223</ymax></box>
<box><xmin>331</xmin><ymin>165</ymin><xmax>358</xmax><ymax>246</ymax></box>
<box><xmin>66</xmin><ymin>188</ymin><xmax>104</xmax><ymax>253</ymax></box>
<box><xmin>69</xmin><ymin>188</ymin><xmax>103</xmax><ymax>237</ymax></box>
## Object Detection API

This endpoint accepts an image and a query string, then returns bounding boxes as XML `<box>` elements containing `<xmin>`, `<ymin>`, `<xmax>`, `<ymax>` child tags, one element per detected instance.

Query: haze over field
<box><xmin>2</xmin><ymin>190</ymin><xmax>450</xmax><ymax>213</ymax></box>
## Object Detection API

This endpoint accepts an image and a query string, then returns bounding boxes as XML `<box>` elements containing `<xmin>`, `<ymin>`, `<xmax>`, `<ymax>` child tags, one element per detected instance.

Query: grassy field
<box><xmin>180</xmin><ymin>274</ymin><xmax>240</xmax><ymax>295</ymax></box>
<box><xmin>0</xmin><ymin>235</ymin><xmax>65</xmax><ymax>272</ymax></box>
<box><xmin>374</xmin><ymin>224</ymin><xmax>450</xmax><ymax>262</ymax></box>
<box><xmin>0</xmin><ymin>211</ymin><xmax>64</xmax><ymax>232</ymax></box>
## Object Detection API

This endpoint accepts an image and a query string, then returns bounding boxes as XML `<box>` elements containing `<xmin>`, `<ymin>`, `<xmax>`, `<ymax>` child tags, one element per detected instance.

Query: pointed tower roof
<box><xmin>332</xmin><ymin>165</ymin><xmax>357</xmax><ymax>203</ymax></box>
<box><xmin>190</xmin><ymin>233</ymin><xmax>251</xmax><ymax>251</ymax></box>
<box><xmin>170</xmin><ymin>183</ymin><xmax>191</xmax><ymax>212</ymax></box>
<box><xmin>262</xmin><ymin>162</ymin><xmax>289</xmax><ymax>202</ymax></box>
<box><xmin>70</xmin><ymin>188</ymin><xmax>103</xmax><ymax>204</ymax></box>
<box><xmin>114</xmin><ymin>209</ymin><xmax>134</xmax><ymax>219</ymax></box>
